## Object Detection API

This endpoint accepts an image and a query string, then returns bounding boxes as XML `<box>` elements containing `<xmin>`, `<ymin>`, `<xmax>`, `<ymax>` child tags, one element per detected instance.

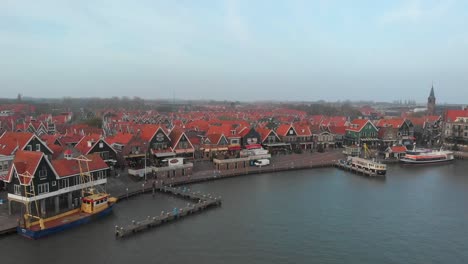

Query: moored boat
<box><xmin>346</xmin><ymin>156</ymin><xmax>387</xmax><ymax>176</ymax></box>
<box><xmin>17</xmin><ymin>194</ymin><xmax>117</xmax><ymax>239</ymax></box>
<box><xmin>399</xmin><ymin>150</ymin><xmax>454</xmax><ymax>164</ymax></box>
<box><xmin>17</xmin><ymin>155</ymin><xmax>117</xmax><ymax>239</ymax></box>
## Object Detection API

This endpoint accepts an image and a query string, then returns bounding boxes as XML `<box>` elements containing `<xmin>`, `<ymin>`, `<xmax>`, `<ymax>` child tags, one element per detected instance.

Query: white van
<box><xmin>254</xmin><ymin>159</ymin><xmax>270</xmax><ymax>167</ymax></box>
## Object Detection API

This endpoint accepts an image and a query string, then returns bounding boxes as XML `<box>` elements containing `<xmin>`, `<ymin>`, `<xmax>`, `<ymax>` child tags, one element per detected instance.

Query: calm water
<box><xmin>1</xmin><ymin>162</ymin><xmax>468</xmax><ymax>264</ymax></box>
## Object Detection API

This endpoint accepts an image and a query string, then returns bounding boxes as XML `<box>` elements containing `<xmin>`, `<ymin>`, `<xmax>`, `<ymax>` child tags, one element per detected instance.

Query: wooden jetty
<box><xmin>114</xmin><ymin>186</ymin><xmax>221</xmax><ymax>238</ymax></box>
<box><xmin>454</xmin><ymin>151</ymin><xmax>468</xmax><ymax>160</ymax></box>
<box><xmin>335</xmin><ymin>161</ymin><xmax>382</xmax><ymax>177</ymax></box>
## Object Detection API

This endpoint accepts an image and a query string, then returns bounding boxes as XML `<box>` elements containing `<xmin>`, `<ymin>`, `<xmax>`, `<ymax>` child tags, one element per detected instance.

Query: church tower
<box><xmin>427</xmin><ymin>84</ymin><xmax>436</xmax><ymax>115</ymax></box>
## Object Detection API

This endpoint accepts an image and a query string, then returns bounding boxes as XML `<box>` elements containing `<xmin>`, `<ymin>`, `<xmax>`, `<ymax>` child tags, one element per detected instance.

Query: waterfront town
<box><xmin>0</xmin><ymin>87</ymin><xmax>468</xmax><ymax>237</ymax></box>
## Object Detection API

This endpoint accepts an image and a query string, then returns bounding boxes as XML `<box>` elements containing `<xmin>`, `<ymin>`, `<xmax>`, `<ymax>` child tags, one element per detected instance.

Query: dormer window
<box><xmin>231</xmin><ymin>130</ymin><xmax>236</xmax><ymax>135</ymax></box>
<box><xmin>38</xmin><ymin>165</ymin><xmax>48</xmax><ymax>180</ymax></box>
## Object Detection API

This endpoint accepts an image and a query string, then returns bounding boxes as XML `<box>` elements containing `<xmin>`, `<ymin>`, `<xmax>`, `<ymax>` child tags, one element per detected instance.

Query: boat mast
<box><xmin>74</xmin><ymin>155</ymin><xmax>105</xmax><ymax>198</ymax></box>
<box><xmin>19</xmin><ymin>171</ymin><xmax>45</xmax><ymax>230</ymax></box>
<box><xmin>74</xmin><ymin>155</ymin><xmax>95</xmax><ymax>197</ymax></box>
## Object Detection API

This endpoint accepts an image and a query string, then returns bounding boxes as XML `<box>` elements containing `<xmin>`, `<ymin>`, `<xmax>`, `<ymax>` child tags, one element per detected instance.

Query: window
<box><xmin>59</xmin><ymin>178</ymin><xmax>70</xmax><ymax>189</ymax></box>
<box><xmin>25</xmin><ymin>145</ymin><xmax>32</xmax><ymax>151</ymax></box>
<box><xmin>179</xmin><ymin>142</ymin><xmax>188</xmax><ymax>149</ymax></box>
<box><xmin>36</xmin><ymin>144</ymin><xmax>41</xmax><ymax>151</ymax></box>
<box><xmin>97</xmin><ymin>171</ymin><xmax>105</xmax><ymax>180</ymax></box>
<box><xmin>14</xmin><ymin>184</ymin><xmax>21</xmax><ymax>195</ymax></box>
<box><xmin>75</xmin><ymin>175</ymin><xmax>81</xmax><ymax>185</ymax></box>
<box><xmin>99</xmin><ymin>151</ymin><xmax>109</xmax><ymax>160</ymax></box>
<box><xmin>289</xmin><ymin>130</ymin><xmax>294</xmax><ymax>135</ymax></box>
<box><xmin>38</xmin><ymin>166</ymin><xmax>47</xmax><ymax>180</ymax></box>
<box><xmin>37</xmin><ymin>183</ymin><xmax>49</xmax><ymax>194</ymax></box>
<box><xmin>52</xmin><ymin>181</ymin><xmax>56</xmax><ymax>187</ymax></box>
<box><xmin>268</xmin><ymin>136</ymin><xmax>276</xmax><ymax>143</ymax></box>
<box><xmin>153</xmin><ymin>143</ymin><xmax>167</xmax><ymax>150</ymax></box>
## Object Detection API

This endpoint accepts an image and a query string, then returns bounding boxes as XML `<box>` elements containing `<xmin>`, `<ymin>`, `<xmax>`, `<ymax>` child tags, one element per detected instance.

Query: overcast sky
<box><xmin>1</xmin><ymin>0</ymin><xmax>467</xmax><ymax>103</ymax></box>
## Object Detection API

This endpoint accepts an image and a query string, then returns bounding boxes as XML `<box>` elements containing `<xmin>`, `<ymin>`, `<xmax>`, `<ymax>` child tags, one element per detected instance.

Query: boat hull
<box><xmin>17</xmin><ymin>204</ymin><xmax>114</xmax><ymax>239</ymax></box>
<box><xmin>400</xmin><ymin>158</ymin><xmax>454</xmax><ymax>164</ymax></box>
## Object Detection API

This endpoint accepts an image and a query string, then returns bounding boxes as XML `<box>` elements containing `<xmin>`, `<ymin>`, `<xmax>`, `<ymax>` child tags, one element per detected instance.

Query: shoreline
<box><xmin>0</xmin><ymin>151</ymin><xmax>342</xmax><ymax>237</ymax></box>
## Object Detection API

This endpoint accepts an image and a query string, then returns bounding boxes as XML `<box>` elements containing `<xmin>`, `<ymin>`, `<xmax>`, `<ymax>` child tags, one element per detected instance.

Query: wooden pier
<box><xmin>454</xmin><ymin>151</ymin><xmax>468</xmax><ymax>160</ymax></box>
<box><xmin>114</xmin><ymin>186</ymin><xmax>221</xmax><ymax>238</ymax></box>
<box><xmin>334</xmin><ymin>161</ymin><xmax>383</xmax><ymax>177</ymax></box>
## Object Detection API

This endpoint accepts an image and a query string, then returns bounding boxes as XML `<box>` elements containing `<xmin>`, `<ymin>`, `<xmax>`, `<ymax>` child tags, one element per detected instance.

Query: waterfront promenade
<box><xmin>0</xmin><ymin>150</ymin><xmax>343</xmax><ymax>236</ymax></box>
<box><xmin>109</xmin><ymin>150</ymin><xmax>343</xmax><ymax>199</ymax></box>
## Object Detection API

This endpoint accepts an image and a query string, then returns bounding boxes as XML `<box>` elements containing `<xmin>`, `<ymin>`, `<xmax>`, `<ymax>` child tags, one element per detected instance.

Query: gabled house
<box><xmin>276</xmin><ymin>124</ymin><xmax>298</xmax><ymax>144</ymax></box>
<box><xmin>257</xmin><ymin>127</ymin><xmax>288</xmax><ymax>154</ymax></box>
<box><xmin>294</xmin><ymin>124</ymin><xmax>314</xmax><ymax>151</ymax></box>
<box><xmin>442</xmin><ymin>109</ymin><xmax>468</xmax><ymax>145</ymax></box>
<box><xmin>345</xmin><ymin>119</ymin><xmax>379</xmax><ymax>146</ymax></box>
<box><xmin>75</xmin><ymin>135</ymin><xmax>118</xmax><ymax>166</ymax></box>
<box><xmin>144</xmin><ymin>125</ymin><xmax>174</xmax><ymax>160</ymax></box>
<box><xmin>384</xmin><ymin>145</ymin><xmax>407</xmax><ymax>159</ymax></box>
<box><xmin>0</xmin><ymin>132</ymin><xmax>53</xmax><ymax>157</ymax></box>
<box><xmin>27</xmin><ymin>121</ymin><xmax>48</xmax><ymax>136</ymax></box>
<box><xmin>169</xmin><ymin>128</ymin><xmax>194</xmax><ymax>159</ymax></box>
<box><xmin>201</xmin><ymin>133</ymin><xmax>229</xmax><ymax>159</ymax></box>
<box><xmin>376</xmin><ymin>118</ymin><xmax>414</xmax><ymax>146</ymax></box>
<box><xmin>311</xmin><ymin>125</ymin><xmax>335</xmax><ymax>149</ymax></box>
<box><xmin>240</xmin><ymin>127</ymin><xmax>261</xmax><ymax>148</ymax></box>
<box><xmin>5</xmin><ymin>151</ymin><xmax>108</xmax><ymax>216</ymax></box>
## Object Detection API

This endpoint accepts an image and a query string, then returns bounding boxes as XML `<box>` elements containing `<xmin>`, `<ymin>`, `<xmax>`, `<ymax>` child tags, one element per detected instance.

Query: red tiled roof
<box><xmin>52</xmin><ymin>154</ymin><xmax>109</xmax><ymax>178</ymax></box>
<box><xmin>74</xmin><ymin>134</ymin><xmax>101</xmax><ymax>155</ymax></box>
<box><xmin>329</xmin><ymin>126</ymin><xmax>347</xmax><ymax>135</ymax></box>
<box><xmin>138</xmin><ymin>124</ymin><xmax>164</xmax><ymax>142</ymax></box>
<box><xmin>105</xmin><ymin>133</ymin><xmax>133</xmax><ymax>145</ymax></box>
<box><xmin>391</xmin><ymin>146</ymin><xmax>407</xmax><ymax>153</ymax></box>
<box><xmin>59</xmin><ymin>134</ymin><xmax>84</xmax><ymax>145</ymax></box>
<box><xmin>376</xmin><ymin>118</ymin><xmax>405</xmax><ymax>128</ymax></box>
<box><xmin>238</xmin><ymin>127</ymin><xmax>251</xmax><ymax>137</ymax></box>
<box><xmin>445</xmin><ymin>110</ymin><xmax>468</xmax><ymax>122</ymax></box>
<box><xmin>10</xmin><ymin>150</ymin><xmax>44</xmax><ymax>185</ymax></box>
<box><xmin>40</xmin><ymin>134</ymin><xmax>60</xmax><ymax>146</ymax></box>
<box><xmin>347</xmin><ymin>119</ymin><xmax>372</xmax><ymax>132</ymax></box>
<box><xmin>185</xmin><ymin>120</ymin><xmax>210</xmax><ymax>132</ymax></box>
<box><xmin>169</xmin><ymin>128</ymin><xmax>184</xmax><ymax>149</ymax></box>
<box><xmin>276</xmin><ymin>124</ymin><xmax>293</xmax><ymax>136</ymax></box>
<box><xmin>294</xmin><ymin>124</ymin><xmax>312</xmax><ymax>136</ymax></box>
<box><xmin>206</xmin><ymin>134</ymin><xmax>223</xmax><ymax>145</ymax></box>
<box><xmin>49</xmin><ymin>144</ymin><xmax>64</xmax><ymax>159</ymax></box>
<box><xmin>0</xmin><ymin>132</ymin><xmax>34</xmax><ymax>155</ymax></box>
<box><xmin>256</xmin><ymin>127</ymin><xmax>277</xmax><ymax>142</ymax></box>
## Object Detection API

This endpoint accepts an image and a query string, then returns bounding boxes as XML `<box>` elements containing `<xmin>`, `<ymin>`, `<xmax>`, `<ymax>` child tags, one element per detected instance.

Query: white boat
<box><xmin>345</xmin><ymin>156</ymin><xmax>387</xmax><ymax>176</ymax></box>
<box><xmin>400</xmin><ymin>150</ymin><xmax>454</xmax><ymax>164</ymax></box>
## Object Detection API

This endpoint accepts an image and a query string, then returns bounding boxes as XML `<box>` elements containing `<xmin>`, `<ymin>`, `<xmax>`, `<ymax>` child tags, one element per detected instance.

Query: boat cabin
<box><xmin>81</xmin><ymin>193</ymin><xmax>109</xmax><ymax>214</ymax></box>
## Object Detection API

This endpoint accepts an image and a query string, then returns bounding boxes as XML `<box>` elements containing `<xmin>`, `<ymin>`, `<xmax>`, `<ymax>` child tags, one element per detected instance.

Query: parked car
<box><xmin>254</xmin><ymin>159</ymin><xmax>270</xmax><ymax>167</ymax></box>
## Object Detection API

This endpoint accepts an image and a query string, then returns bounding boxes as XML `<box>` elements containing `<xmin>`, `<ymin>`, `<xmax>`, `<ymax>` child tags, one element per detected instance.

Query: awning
<box><xmin>174</xmin><ymin>149</ymin><xmax>194</xmax><ymax>154</ymax></box>
<box><xmin>228</xmin><ymin>145</ymin><xmax>241</xmax><ymax>151</ymax></box>
<box><xmin>124</xmin><ymin>154</ymin><xmax>145</xmax><ymax>158</ymax></box>
<box><xmin>245</xmin><ymin>144</ymin><xmax>262</xmax><ymax>149</ymax></box>
<box><xmin>263</xmin><ymin>143</ymin><xmax>290</xmax><ymax>147</ymax></box>
<box><xmin>155</xmin><ymin>152</ymin><xmax>176</xmax><ymax>157</ymax></box>
<box><xmin>204</xmin><ymin>147</ymin><xmax>228</xmax><ymax>152</ymax></box>
<box><xmin>360</xmin><ymin>138</ymin><xmax>379</xmax><ymax>141</ymax></box>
